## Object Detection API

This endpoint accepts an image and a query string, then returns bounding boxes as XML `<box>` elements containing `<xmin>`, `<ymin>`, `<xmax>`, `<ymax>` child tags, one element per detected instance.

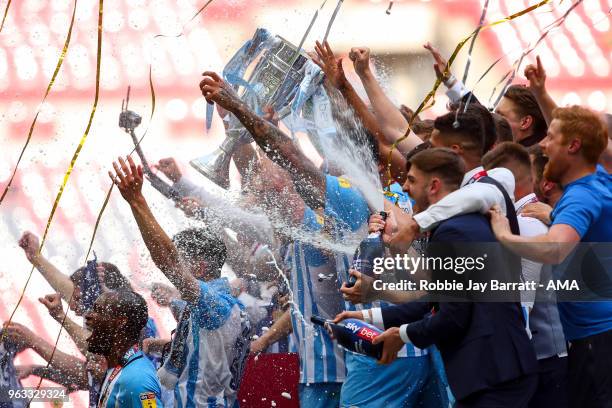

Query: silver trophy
<box><xmin>191</xmin><ymin>31</ymin><xmax>309</xmax><ymax>189</ymax></box>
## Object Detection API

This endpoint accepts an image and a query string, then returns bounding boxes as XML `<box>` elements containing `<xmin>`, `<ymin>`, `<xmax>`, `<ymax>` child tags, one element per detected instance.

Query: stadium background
<box><xmin>0</xmin><ymin>0</ymin><xmax>610</xmax><ymax>406</ymax></box>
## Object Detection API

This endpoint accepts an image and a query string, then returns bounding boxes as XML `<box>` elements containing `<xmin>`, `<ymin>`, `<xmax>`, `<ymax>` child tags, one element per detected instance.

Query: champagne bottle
<box><xmin>311</xmin><ymin>315</ymin><xmax>383</xmax><ymax>359</ymax></box>
<box><xmin>346</xmin><ymin>211</ymin><xmax>387</xmax><ymax>288</ymax></box>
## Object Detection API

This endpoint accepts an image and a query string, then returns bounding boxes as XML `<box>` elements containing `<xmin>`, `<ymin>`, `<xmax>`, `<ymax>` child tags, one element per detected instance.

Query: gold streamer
<box><xmin>30</xmin><ymin>65</ymin><xmax>155</xmax><ymax>395</ymax></box>
<box><xmin>0</xmin><ymin>0</ymin><xmax>104</xmax><ymax>344</ymax></box>
<box><xmin>0</xmin><ymin>0</ymin><xmax>78</xmax><ymax>205</ymax></box>
<box><xmin>29</xmin><ymin>53</ymin><xmax>158</xmax><ymax>381</ymax></box>
<box><xmin>11</xmin><ymin>0</ymin><xmax>155</xmax><ymax>394</ymax></box>
<box><xmin>83</xmin><ymin>186</ymin><xmax>114</xmax><ymax>263</ymax></box>
<box><xmin>488</xmin><ymin>0</ymin><xmax>584</xmax><ymax>108</ymax></box>
<box><xmin>30</xmin><ymin>185</ymin><xmax>114</xmax><ymax>400</ymax></box>
<box><xmin>131</xmin><ymin>66</ymin><xmax>157</xmax><ymax>154</ymax></box>
<box><xmin>464</xmin><ymin>2</ymin><xmax>606</xmax><ymax>110</ymax></box>
<box><xmin>462</xmin><ymin>0</ymin><xmax>584</xmax><ymax>114</ymax></box>
<box><xmin>31</xmin><ymin>64</ymin><xmax>158</xmax><ymax>396</ymax></box>
<box><xmin>385</xmin><ymin>0</ymin><xmax>552</xmax><ymax>184</ymax></box>
<box><xmin>0</xmin><ymin>0</ymin><xmax>11</xmax><ymax>32</ymax></box>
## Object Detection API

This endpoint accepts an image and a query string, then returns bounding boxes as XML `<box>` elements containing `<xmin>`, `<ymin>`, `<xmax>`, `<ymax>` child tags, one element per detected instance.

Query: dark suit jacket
<box><xmin>381</xmin><ymin>213</ymin><xmax>537</xmax><ymax>400</ymax></box>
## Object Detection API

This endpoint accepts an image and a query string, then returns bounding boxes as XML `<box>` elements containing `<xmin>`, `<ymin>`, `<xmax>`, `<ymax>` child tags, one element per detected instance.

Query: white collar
<box><xmin>461</xmin><ymin>166</ymin><xmax>485</xmax><ymax>187</ymax></box>
<box><xmin>514</xmin><ymin>192</ymin><xmax>538</xmax><ymax>212</ymax></box>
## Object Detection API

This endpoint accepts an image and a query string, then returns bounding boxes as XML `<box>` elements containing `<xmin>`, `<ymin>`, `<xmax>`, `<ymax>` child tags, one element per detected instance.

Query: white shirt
<box><xmin>515</xmin><ymin>194</ymin><xmax>568</xmax><ymax>357</ymax></box>
<box><xmin>414</xmin><ymin>166</ymin><xmax>516</xmax><ymax>232</ymax></box>
<box><xmin>445</xmin><ymin>78</ymin><xmax>470</xmax><ymax>104</ymax></box>
<box><xmin>514</xmin><ymin>193</ymin><xmax>548</xmax><ymax>307</ymax></box>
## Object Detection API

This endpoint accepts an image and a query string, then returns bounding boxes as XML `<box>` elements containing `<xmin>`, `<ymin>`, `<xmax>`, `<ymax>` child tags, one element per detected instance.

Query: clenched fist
<box><xmin>18</xmin><ymin>231</ymin><xmax>40</xmax><ymax>263</ymax></box>
<box><xmin>38</xmin><ymin>293</ymin><xmax>64</xmax><ymax>321</ymax></box>
<box><xmin>349</xmin><ymin>47</ymin><xmax>371</xmax><ymax>77</ymax></box>
<box><xmin>155</xmin><ymin>158</ymin><xmax>182</xmax><ymax>183</ymax></box>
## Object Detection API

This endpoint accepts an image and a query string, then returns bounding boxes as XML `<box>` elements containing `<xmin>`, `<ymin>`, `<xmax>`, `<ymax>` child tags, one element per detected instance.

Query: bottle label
<box><xmin>345</xmin><ymin>321</ymin><xmax>380</xmax><ymax>342</ymax></box>
<box><xmin>357</xmin><ymin>326</ymin><xmax>379</xmax><ymax>342</ymax></box>
<box><xmin>345</xmin><ymin>321</ymin><xmax>360</xmax><ymax>333</ymax></box>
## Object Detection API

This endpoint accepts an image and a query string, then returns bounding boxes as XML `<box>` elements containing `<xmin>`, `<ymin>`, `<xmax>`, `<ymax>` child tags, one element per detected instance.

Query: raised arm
<box><xmin>352</xmin><ymin>48</ymin><xmax>407</xmax><ymax>137</ymax></box>
<box><xmin>18</xmin><ymin>364</ymin><xmax>88</xmax><ymax>391</ymax></box>
<box><xmin>4</xmin><ymin>321</ymin><xmax>88</xmax><ymax>385</ymax></box>
<box><xmin>413</xmin><ymin>181</ymin><xmax>508</xmax><ymax>232</ymax></box>
<box><xmin>313</xmin><ymin>42</ymin><xmax>408</xmax><ymax>182</ymax></box>
<box><xmin>109</xmin><ymin>156</ymin><xmax>200</xmax><ymax>303</ymax></box>
<box><xmin>524</xmin><ymin>56</ymin><xmax>556</xmax><ymax>125</ymax></box>
<box><xmin>349</xmin><ymin>48</ymin><xmax>421</xmax><ymax>156</ymax></box>
<box><xmin>18</xmin><ymin>232</ymin><xmax>75</xmax><ymax>303</ymax></box>
<box><xmin>200</xmin><ymin>72</ymin><xmax>326</xmax><ymax>209</ymax></box>
<box><xmin>490</xmin><ymin>207</ymin><xmax>580</xmax><ymax>264</ymax></box>
<box><xmin>423</xmin><ymin>42</ymin><xmax>476</xmax><ymax>105</ymax></box>
<box><xmin>313</xmin><ymin>42</ymin><xmax>384</xmax><ymax>141</ymax></box>
<box><xmin>155</xmin><ymin>156</ymin><xmax>273</xmax><ymax>245</ymax></box>
<box><xmin>38</xmin><ymin>293</ymin><xmax>91</xmax><ymax>355</ymax></box>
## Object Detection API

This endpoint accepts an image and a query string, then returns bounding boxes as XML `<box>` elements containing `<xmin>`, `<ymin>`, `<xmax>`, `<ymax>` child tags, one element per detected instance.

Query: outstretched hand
<box><xmin>199</xmin><ymin>71</ymin><xmax>242</xmax><ymax>112</ymax></box>
<box><xmin>108</xmin><ymin>156</ymin><xmax>144</xmax><ymax>205</ymax></box>
<box><xmin>313</xmin><ymin>41</ymin><xmax>348</xmax><ymax>90</ymax></box>
<box><xmin>423</xmin><ymin>42</ymin><xmax>451</xmax><ymax>82</ymax></box>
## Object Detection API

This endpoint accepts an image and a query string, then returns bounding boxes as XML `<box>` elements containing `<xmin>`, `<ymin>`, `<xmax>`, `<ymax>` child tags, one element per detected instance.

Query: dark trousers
<box><xmin>568</xmin><ymin>329</ymin><xmax>612</xmax><ymax>408</ymax></box>
<box><xmin>528</xmin><ymin>355</ymin><xmax>569</xmax><ymax>408</ymax></box>
<box><xmin>455</xmin><ymin>374</ymin><xmax>537</xmax><ymax>408</ymax></box>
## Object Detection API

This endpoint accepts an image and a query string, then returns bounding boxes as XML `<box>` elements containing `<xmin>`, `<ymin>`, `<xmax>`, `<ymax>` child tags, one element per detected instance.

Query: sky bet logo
<box><xmin>345</xmin><ymin>322</ymin><xmax>360</xmax><ymax>333</ymax></box>
<box><xmin>346</xmin><ymin>321</ymin><xmax>379</xmax><ymax>342</ymax></box>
